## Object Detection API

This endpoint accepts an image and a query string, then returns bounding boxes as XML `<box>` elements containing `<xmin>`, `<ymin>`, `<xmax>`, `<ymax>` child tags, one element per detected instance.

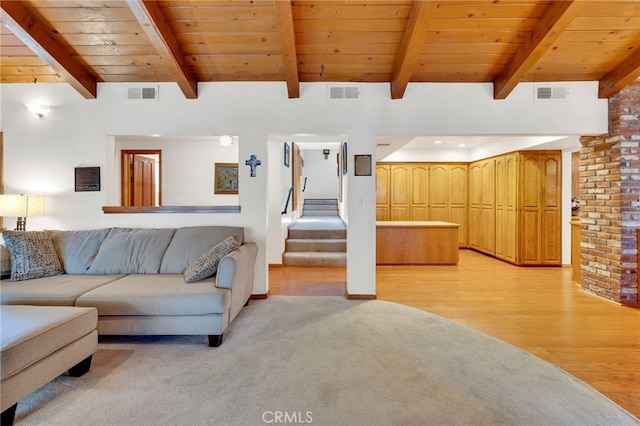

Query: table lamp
<box><xmin>0</xmin><ymin>194</ymin><xmax>45</xmax><ymax>231</ymax></box>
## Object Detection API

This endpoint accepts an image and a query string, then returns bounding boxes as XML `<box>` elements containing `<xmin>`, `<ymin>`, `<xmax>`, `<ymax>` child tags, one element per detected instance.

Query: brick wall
<box><xmin>579</xmin><ymin>80</ymin><xmax>640</xmax><ymax>305</ymax></box>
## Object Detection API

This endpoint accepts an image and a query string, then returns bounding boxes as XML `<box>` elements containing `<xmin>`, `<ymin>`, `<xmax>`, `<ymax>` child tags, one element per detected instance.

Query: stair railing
<box><xmin>282</xmin><ymin>186</ymin><xmax>293</xmax><ymax>215</ymax></box>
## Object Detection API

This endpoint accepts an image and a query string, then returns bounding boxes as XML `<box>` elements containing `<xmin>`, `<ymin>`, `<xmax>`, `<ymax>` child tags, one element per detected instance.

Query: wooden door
<box><xmin>376</xmin><ymin>164</ymin><xmax>390</xmax><ymax>220</ymax></box>
<box><xmin>133</xmin><ymin>154</ymin><xmax>155</xmax><ymax>206</ymax></box>
<box><xmin>410</xmin><ymin>164</ymin><xmax>429</xmax><ymax>220</ymax></box>
<box><xmin>121</xmin><ymin>150</ymin><xmax>160</xmax><ymax>207</ymax></box>
<box><xmin>390</xmin><ymin>165</ymin><xmax>410</xmax><ymax>220</ymax></box>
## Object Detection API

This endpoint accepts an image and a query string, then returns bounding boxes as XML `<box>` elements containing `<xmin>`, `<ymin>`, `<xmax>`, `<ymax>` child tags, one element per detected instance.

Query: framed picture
<box><xmin>75</xmin><ymin>166</ymin><xmax>101</xmax><ymax>191</ymax></box>
<box><xmin>354</xmin><ymin>155</ymin><xmax>372</xmax><ymax>176</ymax></box>
<box><xmin>284</xmin><ymin>142</ymin><xmax>290</xmax><ymax>168</ymax></box>
<box><xmin>342</xmin><ymin>142</ymin><xmax>348</xmax><ymax>175</ymax></box>
<box><xmin>214</xmin><ymin>163</ymin><xmax>239</xmax><ymax>194</ymax></box>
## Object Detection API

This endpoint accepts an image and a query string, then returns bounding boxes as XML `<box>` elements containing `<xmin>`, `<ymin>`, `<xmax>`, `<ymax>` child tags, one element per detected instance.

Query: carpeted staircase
<box><xmin>283</xmin><ymin>199</ymin><xmax>347</xmax><ymax>266</ymax></box>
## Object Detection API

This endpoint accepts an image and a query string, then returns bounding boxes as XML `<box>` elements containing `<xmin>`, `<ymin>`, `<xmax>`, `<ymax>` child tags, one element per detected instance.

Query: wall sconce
<box><xmin>218</xmin><ymin>135</ymin><xmax>234</xmax><ymax>147</ymax></box>
<box><xmin>323</xmin><ymin>149</ymin><xmax>330</xmax><ymax>159</ymax></box>
<box><xmin>25</xmin><ymin>104</ymin><xmax>52</xmax><ymax>118</ymax></box>
<box><xmin>0</xmin><ymin>194</ymin><xmax>45</xmax><ymax>231</ymax></box>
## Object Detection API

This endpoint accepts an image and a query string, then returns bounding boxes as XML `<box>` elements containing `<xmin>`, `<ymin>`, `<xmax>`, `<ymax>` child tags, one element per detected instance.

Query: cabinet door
<box><xmin>495</xmin><ymin>154</ymin><xmax>517</xmax><ymax>262</ymax></box>
<box><xmin>375</xmin><ymin>165</ymin><xmax>390</xmax><ymax>221</ymax></box>
<box><xmin>410</xmin><ymin>164</ymin><xmax>429</xmax><ymax>220</ymax></box>
<box><xmin>390</xmin><ymin>165</ymin><xmax>410</xmax><ymax>220</ymax></box>
<box><xmin>429</xmin><ymin>164</ymin><xmax>448</xmax><ymax>221</ymax></box>
<box><xmin>468</xmin><ymin>162</ymin><xmax>483</xmax><ymax>250</ymax></box>
<box><xmin>541</xmin><ymin>154</ymin><xmax>561</xmax><ymax>265</ymax></box>
<box><xmin>519</xmin><ymin>153</ymin><xmax>542</xmax><ymax>264</ymax></box>
<box><xmin>480</xmin><ymin>159</ymin><xmax>496</xmax><ymax>255</ymax></box>
<box><xmin>449</xmin><ymin>165</ymin><xmax>468</xmax><ymax>246</ymax></box>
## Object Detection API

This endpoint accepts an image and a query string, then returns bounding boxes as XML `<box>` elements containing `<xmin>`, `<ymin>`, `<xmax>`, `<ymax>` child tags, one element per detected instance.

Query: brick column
<box><xmin>579</xmin><ymin>80</ymin><xmax>640</xmax><ymax>305</ymax></box>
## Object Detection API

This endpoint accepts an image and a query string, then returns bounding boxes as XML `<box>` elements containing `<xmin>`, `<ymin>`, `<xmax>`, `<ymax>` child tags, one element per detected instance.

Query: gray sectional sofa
<box><xmin>0</xmin><ymin>226</ymin><xmax>258</xmax><ymax>347</ymax></box>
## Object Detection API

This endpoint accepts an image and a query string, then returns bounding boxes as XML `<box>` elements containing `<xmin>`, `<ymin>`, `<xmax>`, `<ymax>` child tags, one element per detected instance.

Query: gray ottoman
<box><xmin>1</xmin><ymin>305</ymin><xmax>98</xmax><ymax>425</ymax></box>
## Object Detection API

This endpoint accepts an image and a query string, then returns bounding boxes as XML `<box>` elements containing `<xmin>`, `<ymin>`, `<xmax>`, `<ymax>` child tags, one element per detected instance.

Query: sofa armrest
<box><xmin>217</xmin><ymin>242</ymin><xmax>257</xmax><ymax>323</ymax></box>
<box><xmin>216</xmin><ymin>242</ymin><xmax>257</xmax><ymax>290</ymax></box>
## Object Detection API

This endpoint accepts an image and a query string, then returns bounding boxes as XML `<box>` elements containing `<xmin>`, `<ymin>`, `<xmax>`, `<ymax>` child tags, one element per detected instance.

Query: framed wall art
<box><xmin>214</xmin><ymin>163</ymin><xmax>239</xmax><ymax>194</ymax></box>
<box><xmin>354</xmin><ymin>155</ymin><xmax>372</xmax><ymax>176</ymax></box>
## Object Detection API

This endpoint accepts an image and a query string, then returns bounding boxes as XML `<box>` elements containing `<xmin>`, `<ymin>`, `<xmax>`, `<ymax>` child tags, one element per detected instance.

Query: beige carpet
<box><xmin>13</xmin><ymin>296</ymin><xmax>638</xmax><ymax>425</ymax></box>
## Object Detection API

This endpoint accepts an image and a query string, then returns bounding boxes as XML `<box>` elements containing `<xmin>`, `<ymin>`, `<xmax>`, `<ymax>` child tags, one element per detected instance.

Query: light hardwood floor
<box><xmin>269</xmin><ymin>249</ymin><xmax>640</xmax><ymax>418</ymax></box>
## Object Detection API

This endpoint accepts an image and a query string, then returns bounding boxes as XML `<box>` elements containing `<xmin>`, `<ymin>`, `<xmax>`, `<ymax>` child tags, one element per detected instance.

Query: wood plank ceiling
<box><xmin>1</xmin><ymin>1</ymin><xmax>639</xmax><ymax>100</ymax></box>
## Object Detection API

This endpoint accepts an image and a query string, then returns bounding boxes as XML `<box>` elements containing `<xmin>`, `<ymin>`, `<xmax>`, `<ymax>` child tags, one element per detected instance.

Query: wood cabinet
<box><xmin>377</xmin><ymin>151</ymin><xmax>561</xmax><ymax>265</ymax></box>
<box><xmin>468</xmin><ymin>158</ymin><xmax>495</xmax><ymax>255</ymax></box>
<box><xmin>470</xmin><ymin>150</ymin><xmax>562</xmax><ymax>266</ymax></box>
<box><xmin>376</xmin><ymin>163</ymin><xmax>468</xmax><ymax>246</ymax></box>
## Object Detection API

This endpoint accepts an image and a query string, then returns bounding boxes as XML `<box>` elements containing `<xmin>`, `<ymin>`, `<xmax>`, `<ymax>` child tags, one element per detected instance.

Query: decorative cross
<box><xmin>245</xmin><ymin>154</ymin><xmax>261</xmax><ymax>177</ymax></box>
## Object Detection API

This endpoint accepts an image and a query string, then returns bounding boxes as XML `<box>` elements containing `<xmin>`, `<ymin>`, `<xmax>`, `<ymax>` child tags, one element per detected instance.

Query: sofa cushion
<box><xmin>184</xmin><ymin>236</ymin><xmax>240</xmax><ymax>283</ymax></box>
<box><xmin>0</xmin><ymin>305</ymin><xmax>97</xmax><ymax>380</ymax></box>
<box><xmin>87</xmin><ymin>228</ymin><xmax>176</xmax><ymax>274</ymax></box>
<box><xmin>76</xmin><ymin>274</ymin><xmax>229</xmax><ymax>315</ymax></box>
<box><xmin>0</xmin><ymin>274</ymin><xmax>125</xmax><ymax>306</ymax></box>
<box><xmin>160</xmin><ymin>226</ymin><xmax>244</xmax><ymax>273</ymax></box>
<box><xmin>2</xmin><ymin>231</ymin><xmax>64</xmax><ymax>281</ymax></box>
<box><xmin>48</xmin><ymin>229</ymin><xmax>110</xmax><ymax>274</ymax></box>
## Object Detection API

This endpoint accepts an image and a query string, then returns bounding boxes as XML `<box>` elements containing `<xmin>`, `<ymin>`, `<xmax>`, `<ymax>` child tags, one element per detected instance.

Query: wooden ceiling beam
<box><xmin>493</xmin><ymin>1</ymin><xmax>581</xmax><ymax>100</ymax></box>
<box><xmin>390</xmin><ymin>1</ymin><xmax>434</xmax><ymax>100</ymax></box>
<box><xmin>0</xmin><ymin>1</ymin><xmax>97</xmax><ymax>99</ymax></box>
<box><xmin>126</xmin><ymin>0</ymin><xmax>198</xmax><ymax>99</ymax></box>
<box><xmin>274</xmin><ymin>1</ymin><xmax>299</xmax><ymax>98</ymax></box>
<box><xmin>598</xmin><ymin>49</ymin><xmax>640</xmax><ymax>98</ymax></box>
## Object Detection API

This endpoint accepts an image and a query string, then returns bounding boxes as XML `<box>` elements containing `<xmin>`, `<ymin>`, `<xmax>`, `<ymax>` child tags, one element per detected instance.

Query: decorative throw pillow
<box><xmin>2</xmin><ymin>231</ymin><xmax>64</xmax><ymax>281</ymax></box>
<box><xmin>184</xmin><ymin>236</ymin><xmax>240</xmax><ymax>283</ymax></box>
<box><xmin>0</xmin><ymin>244</ymin><xmax>11</xmax><ymax>278</ymax></box>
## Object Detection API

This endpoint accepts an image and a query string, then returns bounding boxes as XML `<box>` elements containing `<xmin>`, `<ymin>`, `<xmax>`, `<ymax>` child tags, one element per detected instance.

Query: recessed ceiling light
<box><xmin>434</xmin><ymin>140</ymin><xmax>442</xmax><ymax>144</ymax></box>
<box><xmin>458</xmin><ymin>143</ymin><xmax>466</xmax><ymax>147</ymax></box>
<box><xmin>150</xmin><ymin>134</ymin><xmax>161</xmax><ymax>137</ymax></box>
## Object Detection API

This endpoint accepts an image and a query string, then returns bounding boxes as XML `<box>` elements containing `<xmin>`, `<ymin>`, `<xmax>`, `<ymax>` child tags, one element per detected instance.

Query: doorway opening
<box><xmin>121</xmin><ymin>149</ymin><xmax>161</xmax><ymax>207</ymax></box>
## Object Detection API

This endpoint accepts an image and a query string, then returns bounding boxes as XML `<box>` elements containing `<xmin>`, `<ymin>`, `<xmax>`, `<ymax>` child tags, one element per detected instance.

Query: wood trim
<box><xmin>250</xmin><ymin>293</ymin><xmax>269</xmax><ymax>300</ymax></box>
<box><xmin>102</xmin><ymin>205</ymin><xmax>240</xmax><ymax>214</ymax></box>
<box><xmin>346</xmin><ymin>293</ymin><xmax>377</xmax><ymax>300</ymax></box>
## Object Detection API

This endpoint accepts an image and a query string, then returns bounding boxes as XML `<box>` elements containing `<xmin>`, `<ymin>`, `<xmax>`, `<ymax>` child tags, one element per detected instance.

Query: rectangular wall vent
<box><xmin>127</xmin><ymin>86</ymin><xmax>159</xmax><ymax>101</ymax></box>
<box><xmin>535</xmin><ymin>86</ymin><xmax>568</xmax><ymax>101</ymax></box>
<box><xmin>329</xmin><ymin>84</ymin><xmax>361</xmax><ymax>100</ymax></box>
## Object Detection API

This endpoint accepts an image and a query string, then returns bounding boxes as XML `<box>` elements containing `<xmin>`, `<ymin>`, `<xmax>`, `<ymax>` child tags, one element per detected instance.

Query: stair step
<box><xmin>302</xmin><ymin>204</ymin><xmax>337</xmax><ymax>210</ymax></box>
<box><xmin>283</xmin><ymin>252</ymin><xmax>346</xmax><ymax>266</ymax></box>
<box><xmin>304</xmin><ymin>199</ymin><xmax>338</xmax><ymax>206</ymax></box>
<box><xmin>288</xmin><ymin>228</ymin><xmax>347</xmax><ymax>239</ymax></box>
<box><xmin>302</xmin><ymin>210</ymin><xmax>339</xmax><ymax>217</ymax></box>
<box><xmin>286</xmin><ymin>239</ymin><xmax>346</xmax><ymax>252</ymax></box>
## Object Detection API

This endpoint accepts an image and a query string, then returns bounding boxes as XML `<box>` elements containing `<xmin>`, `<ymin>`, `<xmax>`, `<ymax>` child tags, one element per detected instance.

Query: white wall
<box><xmin>0</xmin><ymin>81</ymin><xmax>608</xmax><ymax>295</ymax></box>
<box><xmin>301</xmin><ymin>148</ymin><xmax>339</xmax><ymax>200</ymax></box>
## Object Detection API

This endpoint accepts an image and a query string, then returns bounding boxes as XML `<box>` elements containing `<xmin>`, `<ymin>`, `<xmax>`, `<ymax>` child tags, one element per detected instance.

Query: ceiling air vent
<box><xmin>328</xmin><ymin>84</ymin><xmax>361</xmax><ymax>100</ymax></box>
<box><xmin>535</xmin><ymin>86</ymin><xmax>568</xmax><ymax>101</ymax></box>
<box><xmin>127</xmin><ymin>85</ymin><xmax>159</xmax><ymax>101</ymax></box>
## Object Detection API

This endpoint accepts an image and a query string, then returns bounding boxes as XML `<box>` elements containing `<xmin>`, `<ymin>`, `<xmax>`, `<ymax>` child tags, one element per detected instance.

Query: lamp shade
<box><xmin>0</xmin><ymin>195</ymin><xmax>45</xmax><ymax>217</ymax></box>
